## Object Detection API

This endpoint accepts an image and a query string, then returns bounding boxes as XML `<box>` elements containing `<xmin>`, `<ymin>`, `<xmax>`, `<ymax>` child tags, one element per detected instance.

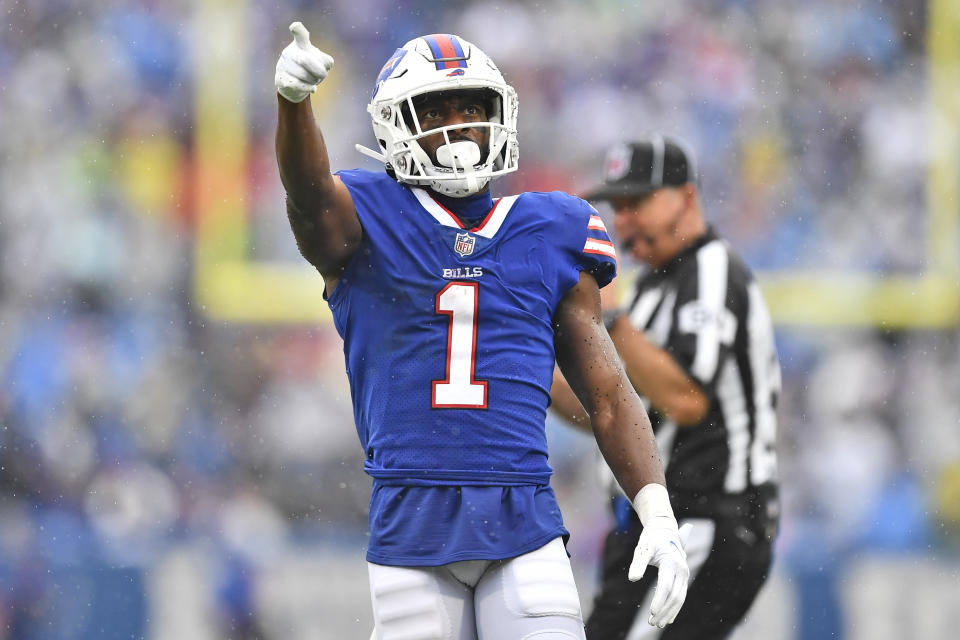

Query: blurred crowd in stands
<box><xmin>1</xmin><ymin>1</ymin><xmax>958</xmax><ymax>638</ymax></box>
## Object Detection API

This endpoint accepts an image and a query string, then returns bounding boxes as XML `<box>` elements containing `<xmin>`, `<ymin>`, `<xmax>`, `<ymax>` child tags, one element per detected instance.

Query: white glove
<box><xmin>275</xmin><ymin>21</ymin><xmax>334</xmax><ymax>103</ymax></box>
<box><xmin>628</xmin><ymin>485</ymin><xmax>692</xmax><ymax>628</ymax></box>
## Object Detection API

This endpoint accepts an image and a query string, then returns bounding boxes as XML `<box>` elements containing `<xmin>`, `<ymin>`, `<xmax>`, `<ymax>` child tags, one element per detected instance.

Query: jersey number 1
<box><xmin>432</xmin><ymin>282</ymin><xmax>488</xmax><ymax>408</ymax></box>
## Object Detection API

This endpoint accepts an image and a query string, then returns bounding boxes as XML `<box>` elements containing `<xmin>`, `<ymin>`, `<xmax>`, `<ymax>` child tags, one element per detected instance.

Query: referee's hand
<box><xmin>629</xmin><ymin>521</ymin><xmax>692</xmax><ymax>628</ymax></box>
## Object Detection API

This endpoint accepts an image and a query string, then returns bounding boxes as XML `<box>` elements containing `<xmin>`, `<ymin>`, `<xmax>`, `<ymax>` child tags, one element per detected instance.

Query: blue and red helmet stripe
<box><xmin>423</xmin><ymin>34</ymin><xmax>468</xmax><ymax>70</ymax></box>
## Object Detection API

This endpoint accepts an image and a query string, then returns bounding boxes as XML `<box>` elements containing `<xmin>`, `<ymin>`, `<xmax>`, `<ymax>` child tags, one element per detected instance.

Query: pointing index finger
<box><xmin>290</xmin><ymin>21</ymin><xmax>311</xmax><ymax>48</ymax></box>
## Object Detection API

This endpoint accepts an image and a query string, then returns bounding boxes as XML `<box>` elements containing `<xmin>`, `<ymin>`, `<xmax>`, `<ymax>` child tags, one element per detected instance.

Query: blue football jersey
<box><xmin>328</xmin><ymin>169</ymin><xmax>617</xmax><ymax>565</ymax></box>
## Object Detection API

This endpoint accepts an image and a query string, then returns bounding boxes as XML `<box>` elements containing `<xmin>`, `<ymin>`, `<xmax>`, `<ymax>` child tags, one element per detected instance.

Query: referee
<box><xmin>552</xmin><ymin>135</ymin><xmax>781</xmax><ymax>639</ymax></box>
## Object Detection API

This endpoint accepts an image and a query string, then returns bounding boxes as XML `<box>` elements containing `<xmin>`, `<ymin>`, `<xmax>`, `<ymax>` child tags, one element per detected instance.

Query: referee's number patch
<box><xmin>678</xmin><ymin>300</ymin><xmax>737</xmax><ymax>345</ymax></box>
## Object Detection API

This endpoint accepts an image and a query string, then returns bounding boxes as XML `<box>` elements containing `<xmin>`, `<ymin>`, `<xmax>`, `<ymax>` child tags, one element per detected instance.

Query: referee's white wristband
<box><xmin>632</xmin><ymin>483</ymin><xmax>678</xmax><ymax>527</ymax></box>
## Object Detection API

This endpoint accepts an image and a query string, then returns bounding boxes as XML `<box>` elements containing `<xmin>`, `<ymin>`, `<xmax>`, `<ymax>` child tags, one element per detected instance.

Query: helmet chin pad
<box><xmin>436</xmin><ymin>141</ymin><xmax>481</xmax><ymax>169</ymax></box>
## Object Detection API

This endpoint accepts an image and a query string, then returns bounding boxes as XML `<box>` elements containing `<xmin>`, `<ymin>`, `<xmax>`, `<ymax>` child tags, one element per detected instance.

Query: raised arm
<box><xmin>553</xmin><ymin>271</ymin><xmax>689</xmax><ymax>629</ymax></box>
<box><xmin>275</xmin><ymin>22</ymin><xmax>362</xmax><ymax>290</ymax></box>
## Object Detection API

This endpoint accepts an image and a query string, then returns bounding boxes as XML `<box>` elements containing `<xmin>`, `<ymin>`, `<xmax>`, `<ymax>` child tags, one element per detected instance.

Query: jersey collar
<box><xmin>412</xmin><ymin>187</ymin><xmax>519</xmax><ymax>239</ymax></box>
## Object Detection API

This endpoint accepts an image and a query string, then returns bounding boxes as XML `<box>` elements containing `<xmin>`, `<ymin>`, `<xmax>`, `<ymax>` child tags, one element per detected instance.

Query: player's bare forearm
<box><xmin>554</xmin><ymin>272</ymin><xmax>666</xmax><ymax>497</ymax></box>
<box><xmin>549</xmin><ymin>366</ymin><xmax>592</xmax><ymax>433</ymax></box>
<box><xmin>276</xmin><ymin>96</ymin><xmax>333</xmax><ymax>194</ymax></box>
<box><xmin>275</xmin><ymin>96</ymin><xmax>361</xmax><ymax>275</ymax></box>
<box><xmin>608</xmin><ymin>315</ymin><xmax>708</xmax><ymax>425</ymax></box>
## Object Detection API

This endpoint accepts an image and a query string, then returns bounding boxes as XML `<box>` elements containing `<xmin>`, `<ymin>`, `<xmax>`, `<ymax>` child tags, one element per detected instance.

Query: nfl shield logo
<box><xmin>454</xmin><ymin>232</ymin><xmax>475</xmax><ymax>257</ymax></box>
<box><xmin>605</xmin><ymin>143</ymin><xmax>633</xmax><ymax>181</ymax></box>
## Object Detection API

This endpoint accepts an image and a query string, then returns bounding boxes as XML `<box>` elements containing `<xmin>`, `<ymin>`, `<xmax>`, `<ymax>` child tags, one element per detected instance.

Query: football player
<box><xmin>274</xmin><ymin>23</ymin><xmax>690</xmax><ymax>639</ymax></box>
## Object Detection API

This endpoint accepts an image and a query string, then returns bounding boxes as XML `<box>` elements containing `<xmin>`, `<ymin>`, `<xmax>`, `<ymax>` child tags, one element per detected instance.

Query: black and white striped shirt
<box><xmin>625</xmin><ymin>227</ymin><xmax>780</xmax><ymax>516</ymax></box>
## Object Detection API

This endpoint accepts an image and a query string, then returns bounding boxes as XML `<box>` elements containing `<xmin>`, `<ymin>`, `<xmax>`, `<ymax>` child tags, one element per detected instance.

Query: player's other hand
<box><xmin>275</xmin><ymin>21</ymin><xmax>334</xmax><ymax>103</ymax></box>
<box><xmin>628</xmin><ymin>519</ymin><xmax>691</xmax><ymax>628</ymax></box>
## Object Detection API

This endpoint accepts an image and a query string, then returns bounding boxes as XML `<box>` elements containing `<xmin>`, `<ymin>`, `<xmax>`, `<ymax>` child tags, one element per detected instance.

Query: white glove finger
<box><xmin>287</xmin><ymin>21</ymin><xmax>333</xmax><ymax>76</ymax></box>
<box><xmin>628</xmin><ymin>541</ymin><xmax>653</xmax><ymax>582</ymax></box>
<box><xmin>651</xmin><ymin>563</ymin><xmax>687</xmax><ymax>628</ymax></box>
<box><xmin>320</xmin><ymin>51</ymin><xmax>335</xmax><ymax>71</ymax></box>
<box><xmin>280</xmin><ymin>51</ymin><xmax>323</xmax><ymax>84</ymax></box>
<box><xmin>290</xmin><ymin>21</ymin><xmax>311</xmax><ymax>48</ymax></box>
<box><xmin>647</xmin><ymin>561</ymin><xmax>675</xmax><ymax>626</ymax></box>
<box><xmin>293</xmin><ymin>48</ymin><xmax>333</xmax><ymax>81</ymax></box>
<box><xmin>678</xmin><ymin>522</ymin><xmax>693</xmax><ymax>550</ymax></box>
<box><xmin>275</xmin><ymin>70</ymin><xmax>317</xmax><ymax>97</ymax></box>
<box><xmin>663</xmin><ymin>575</ymin><xmax>688</xmax><ymax>625</ymax></box>
<box><xmin>661</xmin><ymin>558</ymin><xmax>690</xmax><ymax>626</ymax></box>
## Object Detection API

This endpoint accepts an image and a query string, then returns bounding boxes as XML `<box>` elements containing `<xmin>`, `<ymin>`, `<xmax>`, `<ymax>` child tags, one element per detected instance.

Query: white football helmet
<box><xmin>355</xmin><ymin>34</ymin><xmax>519</xmax><ymax>197</ymax></box>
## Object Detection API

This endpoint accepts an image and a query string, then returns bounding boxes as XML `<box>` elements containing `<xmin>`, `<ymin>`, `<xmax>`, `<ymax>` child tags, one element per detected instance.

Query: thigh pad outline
<box><xmin>369</xmin><ymin>565</ymin><xmax>449</xmax><ymax>640</ymax></box>
<box><xmin>501</xmin><ymin>538</ymin><xmax>582</xmax><ymax>619</ymax></box>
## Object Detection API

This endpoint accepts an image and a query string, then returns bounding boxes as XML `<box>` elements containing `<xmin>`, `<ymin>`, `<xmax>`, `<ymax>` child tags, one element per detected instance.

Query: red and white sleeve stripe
<box><xmin>583</xmin><ymin>237</ymin><xmax>616</xmax><ymax>259</ymax></box>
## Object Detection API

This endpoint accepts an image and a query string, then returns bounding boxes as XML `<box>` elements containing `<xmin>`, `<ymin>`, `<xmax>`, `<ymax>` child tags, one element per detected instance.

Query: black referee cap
<box><xmin>584</xmin><ymin>135</ymin><xmax>698</xmax><ymax>201</ymax></box>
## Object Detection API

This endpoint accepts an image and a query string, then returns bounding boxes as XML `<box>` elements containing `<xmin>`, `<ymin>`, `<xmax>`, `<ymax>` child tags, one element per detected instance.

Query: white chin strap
<box><xmin>436</xmin><ymin>141</ymin><xmax>481</xmax><ymax>169</ymax></box>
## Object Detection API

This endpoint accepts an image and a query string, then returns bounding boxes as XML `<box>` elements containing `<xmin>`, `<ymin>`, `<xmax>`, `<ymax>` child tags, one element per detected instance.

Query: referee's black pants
<box><xmin>585</xmin><ymin>513</ymin><xmax>774</xmax><ymax>640</ymax></box>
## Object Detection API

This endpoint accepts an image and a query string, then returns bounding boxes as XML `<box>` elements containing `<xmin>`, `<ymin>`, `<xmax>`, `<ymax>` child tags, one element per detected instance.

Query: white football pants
<box><xmin>368</xmin><ymin>536</ymin><xmax>586</xmax><ymax>640</ymax></box>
